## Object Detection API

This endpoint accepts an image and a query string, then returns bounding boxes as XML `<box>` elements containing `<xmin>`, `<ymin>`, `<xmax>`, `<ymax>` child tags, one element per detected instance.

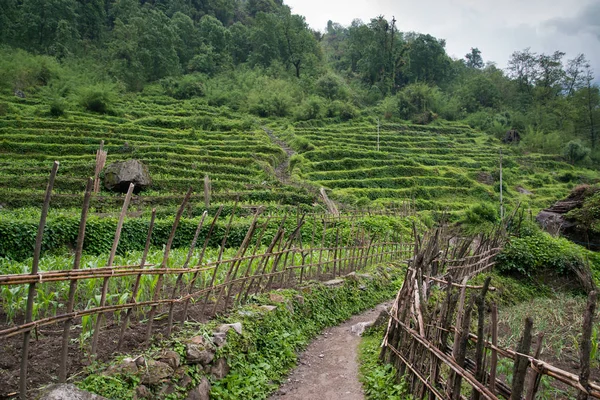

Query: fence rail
<box><xmin>0</xmin><ymin>163</ymin><xmax>413</xmax><ymax>399</ymax></box>
<box><xmin>381</xmin><ymin>225</ymin><xmax>599</xmax><ymax>400</ymax></box>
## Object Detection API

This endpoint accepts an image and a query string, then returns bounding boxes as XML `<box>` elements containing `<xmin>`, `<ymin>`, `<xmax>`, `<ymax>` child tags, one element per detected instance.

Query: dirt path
<box><xmin>269</xmin><ymin>302</ymin><xmax>390</xmax><ymax>400</ymax></box>
<box><xmin>263</xmin><ymin>127</ymin><xmax>295</xmax><ymax>184</ymax></box>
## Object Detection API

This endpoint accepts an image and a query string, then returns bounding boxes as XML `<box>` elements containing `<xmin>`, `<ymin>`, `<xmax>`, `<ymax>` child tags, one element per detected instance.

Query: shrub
<box><xmin>315</xmin><ymin>72</ymin><xmax>348</xmax><ymax>101</ymax></box>
<box><xmin>78</xmin><ymin>83</ymin><xmax>118</xmax><ymax>114</ymax></box>
<box><xmin>295</xmin><ymin>95</ymin><xmax>324</xmax><ymax>121</ymax></box>
<box><xmin>49</xmin><ymin>98</ymin><xmax>67</xmax><ymax>116</ymax></box>
<box><xmin>563</xmin><ymin>139</ymin><xmax>591</xmax><ymax>165</ymax></box>
<box><xmin>160</xmin><ymin>75</ymin><xmax>204</xmax><ymax>100</ymax></box>
<box><xmin>396</xmin><ymin>83</ymin><xmax>440</xmax><ymax>121</ymax></box>
<box><xmin>496</xmin><ymin>225</ymin><xmax>587</xmax><ymax>277</ymax></box>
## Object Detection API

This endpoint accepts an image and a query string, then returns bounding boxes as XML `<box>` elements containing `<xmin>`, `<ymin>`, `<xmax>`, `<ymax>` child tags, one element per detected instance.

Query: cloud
<box><xmin>545</xmin><ymin>1</ymin><xmax>600</xmax><ymax>39</ymax></box>
<box><xmin>285</xmin><ymin>0</ymin><xmax>600</xmax><ymax>81</ymax></box>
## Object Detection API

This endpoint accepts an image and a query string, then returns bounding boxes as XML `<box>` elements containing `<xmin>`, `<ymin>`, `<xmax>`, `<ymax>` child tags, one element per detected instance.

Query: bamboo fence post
<box><xmin>316</xmin><ymin>220</ymin><xmax>327</xmax><ymax>278</ymax></box>
<box><xmin>332</xmin><ymin>227</ymin><xmax>340</xmax><ymax>277</ymax></box>
<box><xmin>489</xmin><ymin>303</ymin><xmax>499</xmax><ymax>395</ymax></box>
<box><xmin>245</xmin><ymin>227</ymin><xmax>285</xmax><ymax>300</ymax></box>
<box><xmin>511</xmin><ymin>317</ymin><xmax>534</xmax><ymax>400</ymax></box>
<box><xmin>59</xmin><ymin>178</ymin><xmax>93</xmax><ymax>383</ymax></box>
<box><xmin>308</xmin><ymin>214</ymin><xmax>316</xmax><ymax>279</ymax></box>
<box><xmin>90</xmin><ymin>182</ymin><xmax>134</xmax><ymax>356</ymax></box>
<box><xmin>19</xmin><ymin>161</ymin><xmax>59</xmax><ymax>400</ymax></box>
<box><xmin>166</xmin><ymin>211</ymin><xmax>208</xmax><ymax>337</ymax></box>
<box><xmin>145</xmin><ymin>187</ymin><xmax>193</xmax><ymax>341</ymax></box>
<box><xmin>201</xmin><ymin>202</ymin><xmax>238</xmax><ymax>315</ymax></box>
<box><xmin>525</xmin><ymin>332</ymin><xmax>545</xmax><ymax>400</ymax></box>
<box><xmin>450</xmin><ymin>294</ymin><xmax>476</xmax><ymax>400</ymax></box>
<box><xmin>93</xmin><ymin>141</ymin><xmax>107</xmax><ymax>193</ymax></box>
<box><xmin>181</xmin><ymin>206</ymin><xmax>223</xmax><ymax>322</ymax></box>
<box><xmin>472</xmin><ymin>277</ymin><xmax>492</xmax><ymax>400</ymax></box>
<box><xmin>117</xmin><ymin>208</ymin><xmax>156</xmax><ymax>350</ymax></box>
<box><xmin>577</xmin><ymin>290</ymin><xmax>597</xmax><ymax>400</ymax></box>
<box><xmin>235</xmin><ymin>218</ymin><xmax>271</xmax><ymax>306</ymax></box>
<box><xmin>213</xmin><ymin>211</ymin><xmax>261</xmax><ymax>314</ymax></box>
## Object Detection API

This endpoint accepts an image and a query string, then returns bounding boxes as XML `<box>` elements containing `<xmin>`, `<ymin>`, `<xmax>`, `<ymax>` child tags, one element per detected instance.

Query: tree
<box><xmin>18</xmin><ymin>0</ymin><xmax>79</xmax><ymax>53</ymax></box>
<box><xmin>564</xmin><ymin>54</ymin><xmax>588</xmax><ymax>96</ymax></box>
<box><xmin>404</xmin><ymin>33</ymin><xmax>451</xmax><ymax>86</ymax></box>
<box><xmin>465</xmin><ymin>47</ymin><xmax>484</xmax><ymax>69</ymax></box>
<box><xmin>536</xmin><ymin>50</ymin><xmax>565</xmax><ymax>100</ymax></box>
<box><xmin>171</xmin><ymin>11</ymin><xmax>197</xmax><ymax>67</ymax></box>
<box><xmin>281</xmin><ymin>12</ymin><xmax>319</xmax><ymax>78</ymax></box>
<box><xmin>507</xmin><ymin>48</ymin><xmax>538</xmax><ymax>90</ymax></box>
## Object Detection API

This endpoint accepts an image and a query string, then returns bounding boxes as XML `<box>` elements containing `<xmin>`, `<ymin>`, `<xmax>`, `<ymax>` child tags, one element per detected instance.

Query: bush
<box><xmin>315</xmin><ymin>72</ymin><xmax>348</xmax><ymax>101</ymax></box>
<box><xmin>49</xmin><ymin>98</ymin><xmax>67</xmax><ymax>116</ymax></box>
<box><xmin>78</xmin><ymin>83</ymin><xmax>118</xmax><ymax>114</ymax></box>
<box><xmin>396</xmin><ymin>83</ymin><xmax>440</xmax><ymax>121</ymax></box>
<box><xmin>160</xmin><ymin>75</ymin><xmax>205</xmax><ymax>100</ymax></box>
<box><xmin>295</xmin><ymin>95</ymin><xmax>324</xmax><ymax>121</ymax></box>
<box><xmin>563</xmin><ymin>139</ymin><xmax>591</xmax><ymax>165</ymax></box>
<box><xmin>496</xmin><ymin>225</ymin><xmax>587</xmax><ymax>277</ymax></box>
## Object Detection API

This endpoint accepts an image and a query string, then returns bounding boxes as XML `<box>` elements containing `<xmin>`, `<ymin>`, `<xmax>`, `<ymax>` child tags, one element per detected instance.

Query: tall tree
<box><xmin>465</xmin><ymin>47</ymin><xmax>484</xmax><ymax>69</ymax></box>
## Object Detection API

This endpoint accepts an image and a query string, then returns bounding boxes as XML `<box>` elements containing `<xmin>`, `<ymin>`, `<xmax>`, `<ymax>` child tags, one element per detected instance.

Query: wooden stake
<box><xmin>117</xmin><ymin>208</ymin><xmax>156</xmax><ymax>350</ymax></box>
<box><xmin>91</xmin><ymin>183</ymin><xmax>134</xmax><ymax>356</ymax></box>
<box><xmin>20</xmin><ymin>161</ymin><xmax>59</xmax><ymax>400</ymax></box>
<box><xmin>511</xmin><ymin>317</ymin><xmax>534</xmax><ymax>400</ymax></box>
<box><xmin>59</xmin><ymin>178</ymin><xmax>92</xmax><ymax>383</ymax></box>
<box><xmin>577</xmin><ymin>291</ymin><xmax>597</xmax><ymax>400</ymax></box>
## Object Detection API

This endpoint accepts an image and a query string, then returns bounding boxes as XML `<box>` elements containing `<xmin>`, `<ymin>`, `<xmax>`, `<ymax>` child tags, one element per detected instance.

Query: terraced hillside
<box><xmin>278</xmin><ymin>121</ymin><xmax>600</xmax><ymax>213</ymax></box>
<box><xmin>0</xmin><ymin>93</ymin><xmax>315</xmax><ymax>215</ymax></box>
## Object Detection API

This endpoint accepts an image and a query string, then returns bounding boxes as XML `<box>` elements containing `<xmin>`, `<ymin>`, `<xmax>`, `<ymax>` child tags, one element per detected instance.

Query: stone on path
<box><xmin>38</xmin><ymin>384</ymin><xmax>108</xmax><ymax>400</ymax></box>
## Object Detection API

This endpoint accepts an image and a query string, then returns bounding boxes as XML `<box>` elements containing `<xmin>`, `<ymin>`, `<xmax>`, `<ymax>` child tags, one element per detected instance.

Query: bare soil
<box><xmin>269</xmin><ymin>302</ymin><xmax>390</xmax><ymax>400</ymax></box>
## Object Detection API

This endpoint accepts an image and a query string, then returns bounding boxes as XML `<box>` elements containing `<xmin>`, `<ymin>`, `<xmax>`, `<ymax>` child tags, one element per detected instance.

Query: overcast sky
<box><xmin>285</xmin><ymin>0</ymin><xmax>600</xmax><ymax>81</ymax></box>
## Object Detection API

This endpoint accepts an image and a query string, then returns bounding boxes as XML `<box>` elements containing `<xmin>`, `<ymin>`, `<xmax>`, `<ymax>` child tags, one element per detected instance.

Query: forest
<box><xmin>1</xmin><ymin>0</ymin><xmax>598</xmax><ymax>166</ymax></box>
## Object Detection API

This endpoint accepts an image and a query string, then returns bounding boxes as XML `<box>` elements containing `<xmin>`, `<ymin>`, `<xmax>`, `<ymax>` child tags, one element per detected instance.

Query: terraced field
<box><xmin>280</xmin><ymin>121</ymin><xmax>600</xmax><ymax>213</ymax></box>
<box><xmin>0</xmin><ymin>93</ymin><xmax>315</xmax><ymax>215</ymax></box>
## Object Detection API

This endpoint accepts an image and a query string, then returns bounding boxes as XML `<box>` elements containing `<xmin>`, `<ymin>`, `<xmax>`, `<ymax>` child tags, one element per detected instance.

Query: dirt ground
<box><xmin>268</xmin><ymin>303</ymin><xmax>390</xmax><ymax>400</ymax></box>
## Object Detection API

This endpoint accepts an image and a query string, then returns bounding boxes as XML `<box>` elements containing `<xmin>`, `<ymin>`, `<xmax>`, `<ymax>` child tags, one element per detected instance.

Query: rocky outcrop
<box><xmin>536</xmin><ymin>185</ymin><xmax>600</xmax><ymax>250</ymax></box>
<box><xmin>104</xmin><ymin>159</ymin><xmax>151</xmax><ymax>193</ymax></box>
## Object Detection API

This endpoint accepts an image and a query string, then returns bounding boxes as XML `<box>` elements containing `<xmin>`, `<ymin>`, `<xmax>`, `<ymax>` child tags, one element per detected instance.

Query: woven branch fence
<box><xmin>381</xmin><ymin>225</ymin><xmax>599</xmax><ymax>400</ymax></box>
<box><xmin>0</xmin><ymin>162</ymin><xmax>414</xmax><ymax>399</ymax></box>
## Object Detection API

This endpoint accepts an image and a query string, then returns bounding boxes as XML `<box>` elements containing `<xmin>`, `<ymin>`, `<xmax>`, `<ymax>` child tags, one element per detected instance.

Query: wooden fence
<box><xmin>0</xmin><ymin>162</ymin><xmax>413</xmax><ymax>399</ymax></box>
<box><xmin>381</xmin><ymin>226</ymin><xmax>599</xmax><ymax>399</ymax></box>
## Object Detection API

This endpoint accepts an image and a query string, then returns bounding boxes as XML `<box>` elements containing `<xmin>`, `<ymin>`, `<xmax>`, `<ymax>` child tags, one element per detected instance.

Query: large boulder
<box><xmin>104</xmin><ymin>160</ymin><xmax>151</xmax><ymax>193</ymax></box>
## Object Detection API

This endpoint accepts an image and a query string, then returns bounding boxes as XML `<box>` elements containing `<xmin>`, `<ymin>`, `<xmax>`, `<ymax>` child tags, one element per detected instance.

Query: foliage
<box><xmin>78</xmin><ymin>83</ymin><xmax>118</xmax><ymax>114</ymax></box>
<box><xmin>496</xmin><ymin>223</ymin><xmax>589</xmax><ymax>277</ymax></box>
<box><xmin>563</xmin><ymin>139</ymin><xmax>591</xmax><ymax>165</ymax></box>
<box><xmin>359</xmin><ymin>326</ymin><xmax>412</xmax><ymax>400</ymax></box>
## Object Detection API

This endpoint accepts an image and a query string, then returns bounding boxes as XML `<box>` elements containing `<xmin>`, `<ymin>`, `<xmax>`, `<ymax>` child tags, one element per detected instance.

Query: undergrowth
<box><xmin>358</xmin><ymin>326</ymin><xmax>412</xmax><ymax>400</ymax></box>
<box><xmin>77</xmin><ymin>265</ymin><xmax>404</xmax><ymax>399</ymax></box>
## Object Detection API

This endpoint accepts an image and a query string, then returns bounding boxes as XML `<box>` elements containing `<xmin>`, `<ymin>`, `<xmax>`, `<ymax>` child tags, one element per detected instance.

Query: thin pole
<box><xmin>499</xmin><ymin>149</ymin><xmax>503</xmax><ymax>220</ymax></box>
<box><xmin>20</xmin><ymin>161</ymin><xmax>59</xmax><ymax>400</ymax></box>
<box><xmin>377</xmin><ymin>118</ymin><xmax>380</xmax><ymax>151</ymax></box>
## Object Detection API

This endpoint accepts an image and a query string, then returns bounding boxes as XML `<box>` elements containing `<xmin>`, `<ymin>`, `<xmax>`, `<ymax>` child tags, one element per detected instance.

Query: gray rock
<box><xmin>179</xmin><ymin>374</ymin><xmax>193</xmax><ymax>389</ymax></box>
<box><xmin>294</xmin><ymin>295</ymin><xmax>305</xmax><ymax>305</ymax></box>
<box><xmin>186</xmin><ymin>343</ymin><xmax>215</xmax><ymax>366</ymax></box>
<box><xmin>38</xmin><ymin>384</ymin><xmax>108</xmax><ymax>400</ymax></box>
<box><xmin>516</xmin><ymin>186</ymin><xmax>533</xmax><ymax>195</ymax></box>
<box><xmin>104</xmin><ymin>159</ymin><xmax>151</xmax><ymax>193</ymax></box>
<box><xmin>140</xmin><ymin>360</ymin><xmax>174</xmax><ymax>385</ymax></box>
<box><xmin>260</xmin><ymin>305</ymin><xmax>277</xmax><ymax>312</ymax></box>
<box><xmin>323</xmin><ymin>279</ymin><xmax>344</xmax><ymax>287</ymax></box>
<box><xmin>350</xmin><ymin>321</ymin><xmax>374</xmax><ymax>336</ymax></box>
<box><xmin>14</xmin><ymin>89</ymin><xmax>25</xmax><ymax>99</ymax></box>
<box><xmin>186</xmin><ymin>377</ymin><xmax>211</xmax><ymax>400</ymax></box>
<box><xmin>212</xmin><ymin>332</ymin><xmax>227</xmax><ymax>347</ymax></box>
<box><xmin>210</xmin><ymin>358</ymin><xmax>230</xmax><ymax>379</ymax></box>
<box><xmin>133</xmin><ymin>384</ymin><xmax>152</xmax><ymax>400</ymax></box>
<box><xmin>105</xmin><ymin>360</ymin><xmax>138</xmax><ymax>376</ymax></box>
<box><xmin>218</xmin><ymin>322</ymin><xmax>243</xmax><ymax>335</ymax></box>
<box><xmin>158</xmin><ymin>350</ymin><xmax>181</xmax><ymax>369</ymax></box>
